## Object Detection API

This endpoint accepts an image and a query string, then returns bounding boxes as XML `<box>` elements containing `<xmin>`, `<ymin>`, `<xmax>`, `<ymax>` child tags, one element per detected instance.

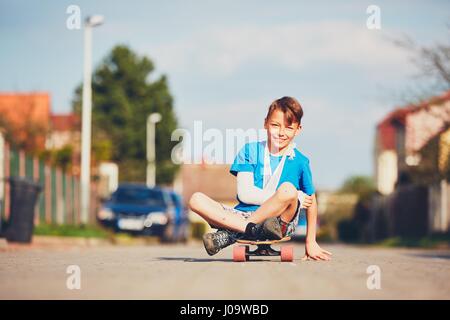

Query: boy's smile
<box><xmin>264</xmin><ymin>109</ymin><xmax>302</xmax><ymax>155</ymax></box>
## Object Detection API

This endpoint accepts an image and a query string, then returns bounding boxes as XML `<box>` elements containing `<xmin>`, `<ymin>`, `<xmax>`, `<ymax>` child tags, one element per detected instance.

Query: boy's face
<box><xmin>264</xmin><ymin>109</ymin><xmax>302</xmax><ymax>152</ymax></box>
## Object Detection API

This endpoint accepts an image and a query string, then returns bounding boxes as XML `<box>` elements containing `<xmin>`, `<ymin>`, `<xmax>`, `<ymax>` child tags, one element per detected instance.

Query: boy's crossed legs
<box><xmin>189</xmin><ymin>182</ymin><xmax>299</xmax><ymax>255</ymax></box>
<box><xmin>247</xmin><ymin>181</ymin><xmax>299</xmax><ymax>226</ymax></box>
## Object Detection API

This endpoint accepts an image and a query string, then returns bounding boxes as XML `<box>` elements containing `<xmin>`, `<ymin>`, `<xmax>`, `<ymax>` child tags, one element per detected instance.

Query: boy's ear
<box><xmin>295</xmin><ymin>124</ymin><xmax>302</xmax><ymax>136</ymax></box>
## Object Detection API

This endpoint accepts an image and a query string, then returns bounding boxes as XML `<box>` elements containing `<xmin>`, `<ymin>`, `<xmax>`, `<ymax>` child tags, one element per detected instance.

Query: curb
<box><xmin>32</xmin><ymin>235</ymin><xmax>113</xmax><ymax>247</ymax></box>
<box><xmin>0</xmin><ymin>238</ymin><xmax>7</xmax><ymax>248</ymax></box>
<box><xmin>0</xmin><ymin>236</ymin><xmax>113</xmax><ymax>249</ymax></box>
<box><xmin>0</xmin><ymin>235</ymin><xmax>197</xmax><ymax>249</ymax></box>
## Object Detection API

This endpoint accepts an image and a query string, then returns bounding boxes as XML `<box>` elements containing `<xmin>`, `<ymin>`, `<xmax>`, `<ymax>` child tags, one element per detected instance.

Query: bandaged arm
<box><xmin>236</xmin><ymin>171</ymin><xmax>307</xmax><ymax>206</ymax></box>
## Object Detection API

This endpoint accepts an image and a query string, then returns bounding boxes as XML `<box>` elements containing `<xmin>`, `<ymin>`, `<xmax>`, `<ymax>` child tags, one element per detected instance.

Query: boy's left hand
<box><xmin>299</xmin><ymin>192</ymin><xmax>313</xmax><ymax>209</ymax></box>
<box><xmin>302</xmin><ymin>240</ymin><xmax>332</xmax><ymax>261</ymax></box>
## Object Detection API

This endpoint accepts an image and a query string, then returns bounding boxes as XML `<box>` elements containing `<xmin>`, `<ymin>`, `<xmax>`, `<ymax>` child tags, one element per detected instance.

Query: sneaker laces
<box><xmin>214</xmin><ymin>231</ymin><xmax>232</xmax><ymax>247</ymax></box>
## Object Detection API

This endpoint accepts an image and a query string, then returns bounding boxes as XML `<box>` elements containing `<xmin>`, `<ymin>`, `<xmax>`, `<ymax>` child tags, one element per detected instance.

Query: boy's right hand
<box><xmin>299</xmin><ymin>192</ymin><xmax>313</xmax><ymax>209</ymax></box>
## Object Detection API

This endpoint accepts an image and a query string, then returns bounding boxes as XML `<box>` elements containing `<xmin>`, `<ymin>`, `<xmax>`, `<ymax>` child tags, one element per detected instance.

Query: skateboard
<box><xmin>232</xmin><ymin>237</ymin><xmax>293</xmax><ymax>262</ymax></box>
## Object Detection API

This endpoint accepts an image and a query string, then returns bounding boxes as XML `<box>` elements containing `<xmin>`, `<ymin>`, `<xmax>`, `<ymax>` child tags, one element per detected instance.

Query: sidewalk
<box><xmin>0</xmin><ymin>234</ymin><xmax>194</xmax><ymax>252</ymax></box>
<box><xmin>0</xmin><ymin>235</ymin><xmax>112</xmax><ymax>252</ymax></box>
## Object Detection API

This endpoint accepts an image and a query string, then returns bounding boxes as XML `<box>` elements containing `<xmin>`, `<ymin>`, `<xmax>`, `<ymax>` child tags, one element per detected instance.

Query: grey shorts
<box><xmin>220</xmin><ymin>200</ymin><xmax>301</xmax><ymax>237</ymax></box>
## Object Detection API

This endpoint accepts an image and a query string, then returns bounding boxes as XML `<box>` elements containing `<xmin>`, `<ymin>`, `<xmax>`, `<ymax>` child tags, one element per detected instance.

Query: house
<box><xmin>375</xmin><ymin>90</ymin><xmax>450</xmax><ymax>195</ymax></box>
<box><xmin>46</xmin><ymin>113</ymin><xmax>80</xmax><ymax>150</ymax></box>
<box><xmin>0</xmin><ymin>92</ymin><xmax>83</xmax><ymax>176</ymax></box>
<box><xmin>374</xmin><ymin>90</ymin><xmax>450</xmax><ymax>234</ymax></box>
<box><xmin>46</xmin><ymin>113</ymin><xmax>81</xmax><ymax>175</ymax></box>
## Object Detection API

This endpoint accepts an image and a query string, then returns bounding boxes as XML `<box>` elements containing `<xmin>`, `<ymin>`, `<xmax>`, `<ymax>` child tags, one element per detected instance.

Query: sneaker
<box><xmin>261</xmin><ymin>217</ymin><xmax>283</xmax><ymax>240</ymax></box>
<box><xmin>202</xmin><ymin>230</ymin><xmax>237</xmax><ymax>256</ymax></box>
<box><xmin>243</xmin><ymin>222</ymin><xmax>264</xmax><ymax>240</ymax></box>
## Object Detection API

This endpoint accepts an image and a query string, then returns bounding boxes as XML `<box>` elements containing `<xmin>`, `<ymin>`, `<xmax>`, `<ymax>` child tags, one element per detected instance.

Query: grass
<box><xmin>376</xmin><ymin>233</ymin><xmax>450</xmax><ymax>249</ymax></box>
<box><xmin>33</xmin><ymin>224</ymin><xmax>111</xmax><ymax>239</ymax></box>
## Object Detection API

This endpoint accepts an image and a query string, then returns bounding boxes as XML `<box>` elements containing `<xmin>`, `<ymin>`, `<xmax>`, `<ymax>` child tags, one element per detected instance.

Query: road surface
<box><xmin>1</xmin><ymin>240</ymin><xmax>449</xmax><ymax>299</ymax></box>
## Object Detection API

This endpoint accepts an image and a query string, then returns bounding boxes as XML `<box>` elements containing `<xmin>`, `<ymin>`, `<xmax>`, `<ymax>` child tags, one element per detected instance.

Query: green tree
<box><xmin>336</xmin><ymin>175</ymin><xmax>377</xmax><ymax>243</ymax></box>
<box><xmin>339</xmin><ymin>175</ymin><xmax>376</xmax><ymax>202</ymax></box>
<box><xmin>72</xmin><ymin>45</ymin><xmax>179</xmax><ymax>183</ymax></box>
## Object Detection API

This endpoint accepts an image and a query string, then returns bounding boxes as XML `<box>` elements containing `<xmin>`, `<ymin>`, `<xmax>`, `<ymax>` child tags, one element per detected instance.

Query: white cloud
<box><xmin>148</xmin><ymin>21</ymin><xmax>411</xmax><ymax>77</ymax></box>
<box><xmin>179</xmin><ymin>98</ymin><xmax>268</xmax><ymax>130</ymax></box>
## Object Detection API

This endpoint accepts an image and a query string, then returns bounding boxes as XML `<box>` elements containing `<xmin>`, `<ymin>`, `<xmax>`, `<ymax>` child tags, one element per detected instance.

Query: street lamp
<box><xmin>147</xmin><ymin>113</ymin><xmax>162</xmax><ymax>187</ymax></box>
<box><xmin>80</xmin><ymin>15</ymin><xmax>104</xmax><ymax>225</ymax></box>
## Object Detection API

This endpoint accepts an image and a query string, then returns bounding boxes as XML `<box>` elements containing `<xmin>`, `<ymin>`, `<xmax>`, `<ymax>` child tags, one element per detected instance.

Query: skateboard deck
<box><xmin>236</xmin><ymin>236</ymin><xmax>291</xmax><ymax>245</ymax></box>
<box><xmin>233</xmin><ymin>237</ymin><xmax>294</xmax><ymax>262</ymax></box>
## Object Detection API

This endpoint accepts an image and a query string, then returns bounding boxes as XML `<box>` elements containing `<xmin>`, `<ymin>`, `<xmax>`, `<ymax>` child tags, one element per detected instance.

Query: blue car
<box><xmin>166</xmin><ymin>190</ymin><xmax>190</xmax><ymax>242</ymax></box>
<box><xmin>97</xmin><ymin>184</ymin><xmax>189</xmax><ymax>242</ymax></box>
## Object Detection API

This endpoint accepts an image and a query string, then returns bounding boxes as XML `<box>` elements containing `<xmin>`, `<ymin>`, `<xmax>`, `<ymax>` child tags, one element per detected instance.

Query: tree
<box><xmin>339</xmin><ymin>175</ymin><xmax>376</xmax><ymax>202</ymax></box>
<box><xmin>0</xmin><ymin>106</ymin><xmax>48</xmax><ymax>154</ymax></box>
<box><xmin>72</xmin><ymin>45</ymin><xmax>179</xmax><ymax>184</ymax></box>
<box><xmin>393</xmin><ymin>26</ymin><xmax>450</xmax><ymax>104</ymax></box>
<box><xmin>337</xmin><ymin>175</ymin><xmax>377</xmax><ymax>243</ymax></box>
<box><xmin>392</xmin><ymin>27</ymin><xmax>450</xmax><ymax>183</ymax></box>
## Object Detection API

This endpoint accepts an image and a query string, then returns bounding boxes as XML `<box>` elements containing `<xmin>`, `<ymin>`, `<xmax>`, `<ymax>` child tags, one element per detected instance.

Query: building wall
<box><xmin>180</xmin><ymin>164</ymin><xmax>237</xmax><ymax>205</ymax></box>
<box><xmin>46</xmin><ymin>131</ymin><xmax>74</xmax><ymax>150</ymax></box>
<box><xmin>178</xmin><ymin>164</ymin><xmax>238</xmax><ymax>234</ymax></box>
<box><xmin>406</xmin><ymin>100</ymin><xmax>450</xmax><ymax>159</ymax></box>
<box><xmin>377</xmin><ymin>150</ymin><xmax>398</xmax><ymax>195</ymax></box>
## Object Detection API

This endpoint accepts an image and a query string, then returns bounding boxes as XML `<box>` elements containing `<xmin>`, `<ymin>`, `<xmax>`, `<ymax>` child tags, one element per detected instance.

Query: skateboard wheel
<box><xmin>233</xmin><ymin>246</ymin><xmax>247</xmax><ymax>262</ymax></box>
<box><xmin>280</xmin><ymin>245</ymin><xmax>294</xmax><ymax>262</ymax></box>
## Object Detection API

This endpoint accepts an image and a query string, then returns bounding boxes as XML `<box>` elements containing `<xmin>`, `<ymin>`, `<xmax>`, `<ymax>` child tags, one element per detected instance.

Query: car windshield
<box><xmin>112</xmin><ymin>188</ymin><xmax>166</xmax><ymax>207</ymax></box>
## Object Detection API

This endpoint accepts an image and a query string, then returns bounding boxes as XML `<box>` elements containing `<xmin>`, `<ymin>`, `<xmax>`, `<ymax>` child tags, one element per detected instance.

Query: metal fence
<box><xmin>0</xmin><ymin>136</ymin><xmax>99</xmax><ymax>226</ymax></box>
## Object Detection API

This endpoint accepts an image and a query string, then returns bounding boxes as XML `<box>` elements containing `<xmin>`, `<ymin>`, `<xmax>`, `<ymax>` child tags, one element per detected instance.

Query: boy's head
<box><xmin>264</xmin><ymin>96</ymin><xmax>303</xmax><ymax>152</ymax></box>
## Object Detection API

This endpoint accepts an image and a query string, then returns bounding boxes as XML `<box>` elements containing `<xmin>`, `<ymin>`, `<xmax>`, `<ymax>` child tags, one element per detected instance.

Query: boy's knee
<box><xmin>276</xmin><ymin>182</ymin><xmax>298</xmax><ymax>203</ymax></box>
<box><xmin>188</xmin><ymin>192</ymin><xmax>205</xmax><ymax>211</ymax></box>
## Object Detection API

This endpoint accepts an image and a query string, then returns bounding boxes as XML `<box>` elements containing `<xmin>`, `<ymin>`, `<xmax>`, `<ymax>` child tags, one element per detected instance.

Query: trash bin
<box><xmin>5</xmin><ymin>177</ymin><xmax>42</xmax><ymax>243</ymax></box>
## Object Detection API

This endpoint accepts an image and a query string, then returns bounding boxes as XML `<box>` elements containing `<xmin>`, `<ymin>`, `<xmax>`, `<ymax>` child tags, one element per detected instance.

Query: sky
<box><xmin>1</xmin><ymin>0</ymin><xmax>449</xmax><ymax>189</ymax></box>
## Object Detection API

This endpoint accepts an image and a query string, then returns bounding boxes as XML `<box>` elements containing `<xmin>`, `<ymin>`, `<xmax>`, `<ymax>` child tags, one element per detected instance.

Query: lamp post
<box><xmin>147</xmin><ymin>113</ymin><xmax>162</xmax><ymax>187</ymax></box>
<box><xmin>80</xmin><ymin>15</ymin><xmax>104</xmax><ymax>225</ymax></box>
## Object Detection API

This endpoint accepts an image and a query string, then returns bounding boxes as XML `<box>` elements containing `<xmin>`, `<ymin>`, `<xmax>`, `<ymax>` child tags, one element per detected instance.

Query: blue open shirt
<box><xmin>229</xmin><ymin>140</ymin><xmax>315</xmax><ymax>212</ymax></box>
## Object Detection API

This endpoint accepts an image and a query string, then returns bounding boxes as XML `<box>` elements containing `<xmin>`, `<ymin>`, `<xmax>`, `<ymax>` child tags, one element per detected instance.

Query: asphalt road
<box><xmin>1</xmin><ymin>241</ymin><xmax>450</xmax><ymax>299</ymax></box>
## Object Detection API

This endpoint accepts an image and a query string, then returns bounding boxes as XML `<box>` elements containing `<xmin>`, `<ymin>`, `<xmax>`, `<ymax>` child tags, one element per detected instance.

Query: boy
<box><xmin>189</xmin><ymin>97</ymin><xmax>332</xmax><ymax>261</ymax></box>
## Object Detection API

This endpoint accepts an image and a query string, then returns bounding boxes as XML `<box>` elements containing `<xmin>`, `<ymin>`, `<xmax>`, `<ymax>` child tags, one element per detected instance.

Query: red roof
<box><xmin>378</xmin><ymin>90</ymin><xmax>450</xmax><ymax>128</ymax></box>
<box><xmin>50</xmin><ymin>113</ymin><xmax>80</xmax><ymax>131</ymax></box>
<box><xmin>376</xmin><ymin>89</ymin><xmax>450</xmax><ymax>150</ymax></box>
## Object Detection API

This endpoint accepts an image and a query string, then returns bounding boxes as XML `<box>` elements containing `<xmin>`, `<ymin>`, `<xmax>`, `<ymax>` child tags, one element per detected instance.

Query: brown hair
<box><xmin>265</xmin><ymin>96</ymin><xmax>303</xmax><ymax>125</ymax></box>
